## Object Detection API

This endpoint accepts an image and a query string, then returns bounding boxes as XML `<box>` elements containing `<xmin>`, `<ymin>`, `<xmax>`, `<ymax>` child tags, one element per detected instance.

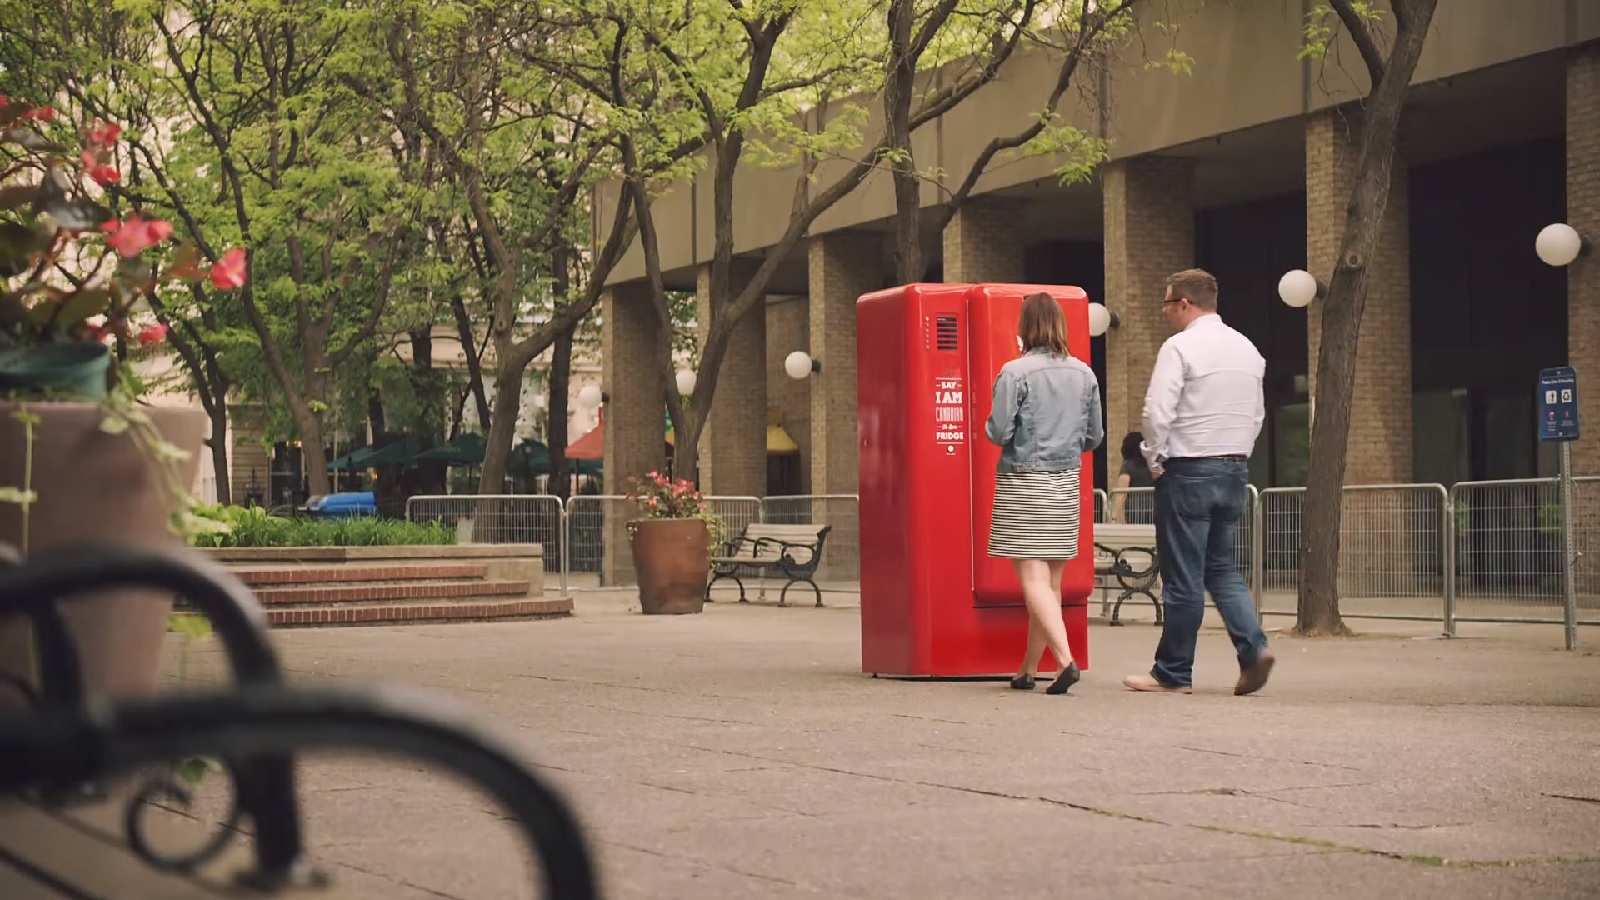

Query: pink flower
<box><xmin>137</xmin><ymin>323</ymin><xmax>168</xmax><ymax>346</ymax></box>
<box><xmin>209</xmin><ymin>247</ymin><xmax>247</xmax><ymax>290</ymax></box>
<box><xmin>80</xmin><ymin>150</ymin><xmax>120</xmax><ymax>186</ymax></box>
<box><xmin>87</xmin><ymin>120</ymin><xmax>121</xmax><ymax>148</ymax></box>
<box><xmin>18</xmin><ymin>106</ymin><xmax>55</xmax><ymax>123</ymax></box>
<box><xmin>100</xmin><ymin>214</ymin><xmax>173</xmax><ymax>258</ymax></box>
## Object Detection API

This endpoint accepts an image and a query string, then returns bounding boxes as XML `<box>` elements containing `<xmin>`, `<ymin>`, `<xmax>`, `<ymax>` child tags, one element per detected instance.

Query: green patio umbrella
<box><xmin>326</xmin><ymin>443</ymin><xmax>380</xmax><ymax>472</ymax></box>
<box><xmin>359</xmin><ymin>439</ymin><xmax>420</xmax><ymax>467</ymax></box>
<box><xmin>509</xmin><ymin>438</ymin><xmax>602</xmax><ymax>477</ymax></box>
<box><xmin>416</xmin><ymin>432</ymin><xmax>487</xmax><ymax>466</ymax></box>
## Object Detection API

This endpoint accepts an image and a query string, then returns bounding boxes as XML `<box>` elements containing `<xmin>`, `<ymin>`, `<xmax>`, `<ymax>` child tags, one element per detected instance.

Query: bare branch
<box><xmin>1328</xmin><ymin>0</ymin><xmax>1386</xmax><ymax>86</ymax></box>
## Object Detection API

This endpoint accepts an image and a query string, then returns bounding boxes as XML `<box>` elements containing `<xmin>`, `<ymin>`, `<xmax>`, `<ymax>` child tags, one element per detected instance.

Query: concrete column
<box><xmin>601</xmin><ymin>282</ymin><xmax>665</xmax><ymax>586</ymax></box>
<box><xmin>696</xmin><ymin>261</ymin><xmax>767</xmax><ymax>497</ymax></box>
<box><xmin>942</xmin><ymin>197</ymin><xmax>1027</xmax><ymax>283</ymax></box>
<box><xmin>1568</xmin><ymin>44</ymin><xmax>1600</xmax><ymax>477</ymax></box>
<box><xmin>807</xmin><ymin>231</ymin><xmax>882</xmax><ymax>495</ymax></box>
<box><xmin>1305</xmin><ymin>108</ymin><xmax>1413</xmax><ymax>486</ymax></box>
<box><xmin>1102</xmin><ymin>157</ymin><xmax>1194</xmax><ymax>443</ymax></box>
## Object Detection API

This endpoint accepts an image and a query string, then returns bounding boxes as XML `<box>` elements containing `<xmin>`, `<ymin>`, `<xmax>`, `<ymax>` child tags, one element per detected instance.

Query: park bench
<box><xmin>0</xmin><ymin>543</ymin><xmax>598</xmax><ymax>899</ymax></box>
<box><xmin>1094</xmin><ymin>523</ymin><xmax>1162</xmax><ymax>626</ymax></box>
<box><xmin>708</xmin><ymin>522</ymin><xmax>832</xmax><ymax>607</ymax></box>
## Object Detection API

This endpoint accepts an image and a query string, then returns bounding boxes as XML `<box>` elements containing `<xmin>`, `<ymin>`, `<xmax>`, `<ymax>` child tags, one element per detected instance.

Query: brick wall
<box><xmin>1564</xmin><ymin>44</ymin><xmax>1600</xmax><ymax>594</ymax></box>
<box><xmin>808</xmin><ymin>231</ymin><xmax>883</xmax><ymax>494</ymax></box>
<box><xmin>1305</xmin><ymin>108</ymin><xmax>1413</xmax><ymax>487</ymax></box>
<box><xmin>765</xmin><ymin>295</ymin><xmax>811</xmax><ymax>493</ymax></box>
<box><xmin>1102</xmin><ymin>157</ymin><xmax>1194</xmax><ymax>443</ymax></box>
<box><xmin>942</xmin><ymin>197</ymin><xmax>1026</xmax><ymax>283</ymax></box>
<box><xmin>696</xmin><ymin>261</ymin><xmax>767</xmax><ymax>497</ymax></box>
<box><xmin>1568</xmin><ymin>43</ymin><xmax>1600</xmax><ymax>477</ymax></box>
<box><xmin>601</xmin><ymin>283</ymin><xmax>666</xmax><ymax>586</ymax></box>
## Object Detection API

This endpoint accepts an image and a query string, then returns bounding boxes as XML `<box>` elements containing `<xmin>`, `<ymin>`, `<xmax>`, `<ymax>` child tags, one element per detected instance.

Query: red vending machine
<box><xmin>857</xmin><ymin>283</ymin><xmax>1096</xmax><ymax>678</ymax></box>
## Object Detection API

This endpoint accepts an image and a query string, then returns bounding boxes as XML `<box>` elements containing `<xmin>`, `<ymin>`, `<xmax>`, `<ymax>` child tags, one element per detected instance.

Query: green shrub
<box><xmin>187</xmin><ymin>504</ymin><xmax>455</xmax><ymax>548</ymax></box>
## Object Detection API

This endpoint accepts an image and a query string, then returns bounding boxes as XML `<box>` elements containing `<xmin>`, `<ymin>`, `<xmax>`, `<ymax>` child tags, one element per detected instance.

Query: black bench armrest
<box><xmin>0</xmin><ymin>682</ymin><xmax>601</xmax><ymax>900</ymax></box>
<box><xmin>0</xmin><ymin>543</ymin><xmax>309</xmax><ymax>887</ymax></box>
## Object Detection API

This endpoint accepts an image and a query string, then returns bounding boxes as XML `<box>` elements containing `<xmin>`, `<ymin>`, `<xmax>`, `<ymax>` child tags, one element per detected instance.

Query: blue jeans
<box><xmin>1150</xmin><ymin>457</ymin><xmax>1268</xmax><ymax>688</ymax></box>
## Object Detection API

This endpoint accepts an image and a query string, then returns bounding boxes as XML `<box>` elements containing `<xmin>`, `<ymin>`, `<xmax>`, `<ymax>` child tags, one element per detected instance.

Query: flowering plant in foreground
<box><xmin>623</xmin><ymin>471</ymin><xmax>729</xmax><ymax>545</ymax></box>
<box><xmin>0</xmin><ymin>96</ymin><xmax>246</xmax><ymax>398</ymax></box>
<box><xmin>625</xmin><ymin>471</ymin><xmax>711</xmax><ymax>520</ymax></box>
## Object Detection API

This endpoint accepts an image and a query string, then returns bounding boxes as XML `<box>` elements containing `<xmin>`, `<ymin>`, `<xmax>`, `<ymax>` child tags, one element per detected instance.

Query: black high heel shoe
<box><xmin>1009</xmin><ymin>674</ymin><xmax>1036</xmax><ymax>691</ymax></box>
<box><xmin>1046</xmin><ymin>662</ymin><xmax>1081</xmax><ymax>695</ymax></box>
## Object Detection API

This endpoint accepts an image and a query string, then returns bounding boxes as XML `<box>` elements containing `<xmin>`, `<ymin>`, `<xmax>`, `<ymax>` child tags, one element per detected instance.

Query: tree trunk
<box><xmin>479</xmin><ymin>370</ymin><xmax>522</xmax><ymax>497</ymax></box>
<box><xmin>449</xmin><ymin>292</ymin><xmax>493</xmax><ymax>430</ymax></box>
<box><xmin>885</xmin><ymin>0</ymin><xmax>923</xmax><ymax>284</ymax></box>
<box><xmin>548</xmin><ymin>327</ymin><xmax>575</xmax><ymax>501</ymax></box>
<box><xmin>294</xmin><ymin>409</ymin><xmax>331</xmax><ymax>497</ymax></box>
<box><xmin>1296</xmin><ymin>0</ymin><xmax>1438</xmax><ymax>636</ymax></box>
<box><xmin>367</xmin><ymin>391</ymin><xmax>387</xmax><ymax>446</ymax></box>
<box><xmin>207</xmin><ymin>404</ymin><xmax>231</xmax><ymax>506</ymax></box>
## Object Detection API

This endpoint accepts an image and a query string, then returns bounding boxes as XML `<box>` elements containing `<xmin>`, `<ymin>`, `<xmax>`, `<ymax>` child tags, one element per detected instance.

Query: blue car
<box><xmin>303</xmin><ymin>491</ymin><xmax>378</xmax><ymax>519</ymax></box>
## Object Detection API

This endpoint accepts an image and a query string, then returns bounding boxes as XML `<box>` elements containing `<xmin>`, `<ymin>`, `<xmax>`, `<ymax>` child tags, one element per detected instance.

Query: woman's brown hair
<box><xmin>1017</xmin><ymin>292</ymin><xmax>1069</xmax><ymax>356</ymax></box>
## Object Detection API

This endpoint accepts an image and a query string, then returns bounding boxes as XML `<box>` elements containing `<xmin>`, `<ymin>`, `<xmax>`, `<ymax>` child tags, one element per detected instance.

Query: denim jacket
<box><xmin>984</xmin><ymin>348</ymin><xmax>1105</xmax><ymax>473</ymax></box>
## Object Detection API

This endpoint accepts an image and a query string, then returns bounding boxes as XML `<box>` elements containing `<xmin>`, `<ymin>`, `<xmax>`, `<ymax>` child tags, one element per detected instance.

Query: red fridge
<box><xmin>857</xmin><ymin>282</ymin><xmax>1096</xmax><ymax>678</ymax></box>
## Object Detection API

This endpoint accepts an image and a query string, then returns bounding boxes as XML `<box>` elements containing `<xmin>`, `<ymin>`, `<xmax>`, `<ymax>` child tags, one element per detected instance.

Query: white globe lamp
<box><xmin>1278</xmin><ymin>269</ymin><xmax>1319</xmax><ymax>309</ymax></box>
<box><xmin>1086</xmin><ymin>303</ymin><xmax>1112</xmax><ymax>338</ymax></box>
<box><xmin>674</xmin><ymin>368</ymin><xmax>697</xmax><ymax>396</ymax></box>
<box><xmin>784</xmin><ymin>350</ymin><xmax>816</xmax><ymax>380</ymax></box>
<box><xmin>1535</xmin><ymin>223</ymin><xmax>1583</xmax><ymax>267</ymax></box>
<box><xmin>576</xmin><ymin>383</ymin><xmax>603</xmax><ymax>410</ymax></box>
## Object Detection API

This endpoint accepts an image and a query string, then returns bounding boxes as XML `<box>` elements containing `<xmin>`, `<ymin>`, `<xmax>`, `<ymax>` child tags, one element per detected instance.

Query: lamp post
<box><xmin>1086</xmin><ymin>302</ymin><xmax>1118</xmax><ymax>338</ymax></box>
<box><xmin>784</xmin><ymin>351</ymin><xmax>820</xmax><ymax>380</ymax></box>
<box><xmin>1535</xmin><ymin>222</ymin><xmax>1585</xmax><ymax>268</ymax></box>
<box><xmin>1535</xmin><ymin>221</ymin><xmax>1588</xmax><ymax>650</ymax></box>
<box><xmin>575</xmin><ymin>384</ymin><xmax>606</xmax><ymax>429</ymax></box>
<box><xmin>1276</xmin><ymin>269</ymin><xmax>1322</xmax><ymax>309</ymax></box>
<box><xmin>1277</xmin><ymin>268</ymin><xmax>1327</xmax><ymax>426</ymax></box>
<box><xmin>674</xmin><ymin>368</ymin><xmax>697</xmax><ymax>397</ymax></box>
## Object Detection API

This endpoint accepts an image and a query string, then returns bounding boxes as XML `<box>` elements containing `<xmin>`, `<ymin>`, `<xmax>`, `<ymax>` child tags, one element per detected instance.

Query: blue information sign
<box><xmin>1538</xmin><ymin>367</ymin><xmax>1580</xmax><ymax>442</ymax></box>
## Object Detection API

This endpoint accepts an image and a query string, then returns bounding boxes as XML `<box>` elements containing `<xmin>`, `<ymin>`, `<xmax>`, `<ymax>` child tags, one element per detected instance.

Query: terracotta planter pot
<box><xmin>629</xmin><ymin>518</ymin><xmax>710</xmax><ymax>615</ymax></box>
<box><xmin>0</xmin><ymin>401</ymin><xmax>207</xmax><ymax>710</ymax></box>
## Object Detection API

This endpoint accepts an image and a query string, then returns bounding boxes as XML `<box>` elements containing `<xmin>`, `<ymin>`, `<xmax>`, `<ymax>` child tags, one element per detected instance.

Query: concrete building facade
<box><xmin>590</xmin><ymin>0</ymin><xmax>1600</xmax><ymax>496</ymax></box>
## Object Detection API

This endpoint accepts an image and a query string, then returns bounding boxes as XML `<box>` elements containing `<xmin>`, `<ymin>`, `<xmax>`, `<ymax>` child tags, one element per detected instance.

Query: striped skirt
<box><xmin>987</xmin><ymin>469</ymin><xmax>1083</xmax><ymax>560</ymax></box>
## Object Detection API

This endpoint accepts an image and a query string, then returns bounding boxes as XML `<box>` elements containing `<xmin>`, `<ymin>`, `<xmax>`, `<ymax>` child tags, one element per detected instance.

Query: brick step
<box><xmin>266</xmin><ymin>597</ymin><xmax>571</xmax><ymax>628</ymax></box>
<box><xmin>250</xmin><ymin>579</ymin><xmax>530</xmax><ymax>606</ymax></box>
<box><xmin>230</xmin><ymin>563</ymin><xmax>491</xmax><ymax>587</ymax></box>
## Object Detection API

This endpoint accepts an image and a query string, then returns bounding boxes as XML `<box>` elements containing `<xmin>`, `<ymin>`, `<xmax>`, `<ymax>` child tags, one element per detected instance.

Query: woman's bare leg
<box><xmin>1017</xmin><ymin>611</ymin><xmax>1047</xmax><ymax>679</ymax></box>
<box><xmin>1014</xmin><ymin>558</ymin><xmax>1075</xmax><ymax>670</ymax></box>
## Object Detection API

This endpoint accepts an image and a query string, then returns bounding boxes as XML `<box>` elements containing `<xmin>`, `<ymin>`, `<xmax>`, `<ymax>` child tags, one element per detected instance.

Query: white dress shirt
<box><xmin>1140</xmin><ymin>313</ymin><xmax>1265</xmax><ymax>473</ymax></box>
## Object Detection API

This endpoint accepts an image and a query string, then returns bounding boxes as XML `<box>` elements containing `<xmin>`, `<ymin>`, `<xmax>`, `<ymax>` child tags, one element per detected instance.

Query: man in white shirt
<box><xmin>1123</xmin><ymin>269</ymin><xmax>1276</xmax><ymax>697</ymax></box>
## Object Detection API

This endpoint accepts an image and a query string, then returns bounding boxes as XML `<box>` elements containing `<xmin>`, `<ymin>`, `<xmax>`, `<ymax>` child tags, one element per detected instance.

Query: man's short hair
<box><xmin>1166</xmin><ymin>268</ymin><xmax>1219</xmax><ymax>310</ymax></box>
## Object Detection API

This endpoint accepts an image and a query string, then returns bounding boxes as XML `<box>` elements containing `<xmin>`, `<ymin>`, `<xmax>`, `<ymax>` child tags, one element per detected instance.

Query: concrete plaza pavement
<box><xmin>167</xmin><ymin>589</ymin><xmax>1600</xmax><ymax>899</ymax></box>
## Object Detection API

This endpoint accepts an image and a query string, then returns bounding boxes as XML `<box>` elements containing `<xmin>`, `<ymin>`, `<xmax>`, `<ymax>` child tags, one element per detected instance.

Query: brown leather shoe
<box><xmin>1234</xmin><ymin>651</ymin><xmax>1276</xmax><ymax>696</ymax></box>
<box><xmin>1122</xmin><ymin>674</ymin><xmax>1192</xmax><ymax>694</ymax></box>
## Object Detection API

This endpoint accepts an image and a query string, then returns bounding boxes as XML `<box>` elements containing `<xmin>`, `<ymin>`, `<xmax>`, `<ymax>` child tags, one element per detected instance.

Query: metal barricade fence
<box><xmin>1257</xmin><ymin>484</ymin><xmax>1450</xmax><ymax>622</ymax></box>
<box><xmin>1103</xmin><ymin>485</ymin><xmax>1257</xmax><ymax>575</ymax></box>
<box><xmin>405</xmin><ymin>480</ymin><xmax>1598</xmax><ymax>639</ymax></box>
<box><xmin>560</xmin><ymin>494</ymin><xmax>763</xmax><ymax>592</ymax></box>
<box><xmin>405</xmin><ymin>494</ymin><xmax>568</xmax><ymax>594</ymax></box>
<box><xmin>1447</xmin><ymin>477</ymin><xmax>1600</xmax><ymax>628</ymax></box>
<box><xmin>760</xmin><ymin>495</ymin><xmax>860</xmax><ymax>585</ymax></box>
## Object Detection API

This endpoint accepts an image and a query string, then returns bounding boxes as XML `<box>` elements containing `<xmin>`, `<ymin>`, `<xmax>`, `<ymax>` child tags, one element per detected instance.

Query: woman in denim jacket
<box><xmin>985</xmin><ymin>293</ymin><xmax>1104</xmax><ymax>695</ymax></box>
